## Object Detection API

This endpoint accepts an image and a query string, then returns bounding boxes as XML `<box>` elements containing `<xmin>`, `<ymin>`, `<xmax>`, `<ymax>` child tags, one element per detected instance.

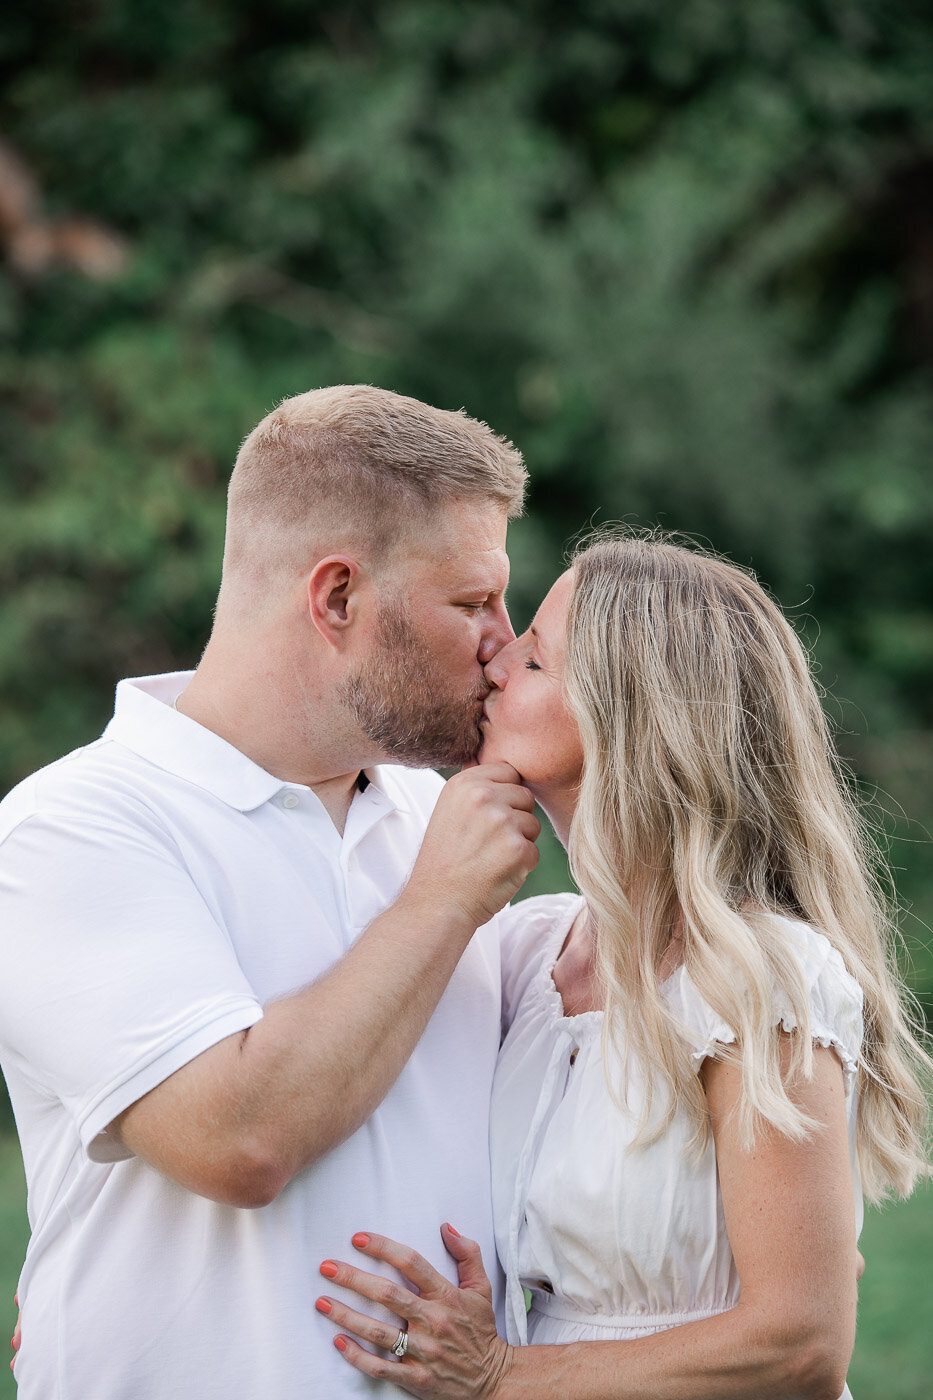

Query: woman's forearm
<box><xmin>320</xmin><ymin>1049</ymin><xmax>857</xmax><ymax>1400</ymax></box>
<box><xmin>498</xmin><ymin>1298</ymin><xmax>851</xmax><ymax>1400</ymax></box>
<box><xmin>499</xmin><ymin>1044</ymin><xmax>858</xmax><ymax>1400</ymax></box>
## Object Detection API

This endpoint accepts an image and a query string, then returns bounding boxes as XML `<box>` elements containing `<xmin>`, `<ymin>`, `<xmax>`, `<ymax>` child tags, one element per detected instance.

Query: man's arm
<box><xmin>114</xmin><ymin>763</ymin><xmax>539</xmax><ymax>1207</ymax></box>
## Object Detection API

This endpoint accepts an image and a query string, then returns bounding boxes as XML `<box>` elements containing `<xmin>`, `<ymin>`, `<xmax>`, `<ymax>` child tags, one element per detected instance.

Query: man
<box><xmin>0</xmin><ymin>386</ymin><xmax>540</xmax><ymax>1397</ymax></box>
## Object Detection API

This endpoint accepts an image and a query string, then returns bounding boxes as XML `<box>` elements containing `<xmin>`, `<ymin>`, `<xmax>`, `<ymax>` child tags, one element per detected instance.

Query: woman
<box><xmin>314</xmin><ymin>534</ymin><xmax>931</xmax><ymax>1399</ymax></box>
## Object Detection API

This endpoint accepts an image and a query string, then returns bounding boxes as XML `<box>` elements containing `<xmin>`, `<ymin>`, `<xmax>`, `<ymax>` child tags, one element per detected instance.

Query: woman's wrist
<box><xmin>487</xmin><ymin>1341</ymin><xmax>517</xmax><ymax>1400</ymax></box>
<box><xmin>492</xmin><ymin>1342</ymin><xmax>581</xmax><ymax>1400</ymax></box>
<box><xmin>490</xmin><ymin>1342</ymin><xmax>545</xmax><ymax>1400</ymax></box>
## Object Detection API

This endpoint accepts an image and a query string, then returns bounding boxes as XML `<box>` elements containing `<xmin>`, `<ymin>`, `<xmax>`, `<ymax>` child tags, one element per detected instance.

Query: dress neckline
<box><xmin>537</xmin><ymin>897</ymin><xmax>604</xmax><ymax>1030</ymax></box>
<box><xmin>537</xmin><ymin>895</ymin><xmax>689</xmax><ymax>1028</ymax></box>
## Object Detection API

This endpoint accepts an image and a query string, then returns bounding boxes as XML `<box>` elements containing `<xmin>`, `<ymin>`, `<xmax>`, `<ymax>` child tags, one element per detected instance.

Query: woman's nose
<box><xmin>483</xmin><ymin>647</ymin><xmax>512</xmax><ymax>690</ymax></box>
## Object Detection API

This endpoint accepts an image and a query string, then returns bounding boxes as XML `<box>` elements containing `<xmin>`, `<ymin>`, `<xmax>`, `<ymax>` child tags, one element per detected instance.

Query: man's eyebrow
<box><xmin>458</xmin><ymin>583</ymin><xmax>505</xmax><ymax>598</ymax></box>
<box><xmin>458</xmin><ymin>575</ymin><xmax>508</xmax><ymax>596</ymax></box>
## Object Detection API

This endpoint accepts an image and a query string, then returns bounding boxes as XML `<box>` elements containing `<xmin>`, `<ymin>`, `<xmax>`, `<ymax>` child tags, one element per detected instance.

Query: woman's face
<box><xmin>479</xmin><ymin>569</ymin><xmax>584</xmax><ymax>834</ymax></box>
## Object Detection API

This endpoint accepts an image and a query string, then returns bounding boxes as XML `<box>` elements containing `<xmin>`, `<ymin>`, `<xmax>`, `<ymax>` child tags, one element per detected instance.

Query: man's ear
<box><xmin>306</xmin><ymin>555</ymin><xmax>363</xmax><ymax>648</ymax></box>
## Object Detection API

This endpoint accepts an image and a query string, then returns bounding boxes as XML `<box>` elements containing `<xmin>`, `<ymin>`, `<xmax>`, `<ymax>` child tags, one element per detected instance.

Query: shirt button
<box><xmin>282</xmin><ymin>792</ymin><xmax>300</xmax><ymax>809</ymax></box>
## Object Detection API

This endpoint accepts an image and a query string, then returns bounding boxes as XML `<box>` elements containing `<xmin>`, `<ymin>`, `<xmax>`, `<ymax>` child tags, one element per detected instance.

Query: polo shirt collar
<box><xmin>103</xmin><ymin>673</ymin><xmax>284</xmax><ymax>811</ymax></box>
<box><xmin>359</xmin><ymin>763</ymin><xmax>413</xmax><ymax>816</ymax></box>
<box><xmin>103</xmin><ymin>673</ymin><xmax>408</xmax><ymax>817</ymax></box>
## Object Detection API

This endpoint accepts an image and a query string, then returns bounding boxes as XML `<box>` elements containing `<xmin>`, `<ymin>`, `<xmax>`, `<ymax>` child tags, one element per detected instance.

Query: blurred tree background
<box><xmin>3</xmin><ymin>0</ymin><xmax>931</xmax><ymax>987</ymax></box>
<box><xmin>1</xmin><ymin>0</ymin><xmax>930</xmax><ymax>1170</ymax></box>
<box><xmin>0</xmin><ymin>2</ymin><xmax>931</xmax><ymax>1385</ymax></box>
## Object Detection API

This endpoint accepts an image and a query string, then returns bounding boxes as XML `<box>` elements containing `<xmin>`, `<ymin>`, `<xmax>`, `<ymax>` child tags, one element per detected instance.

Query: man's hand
<box><xmin>407</xmin><ymin>763</ymin><xmax>539</xmax><ymax>928</ymax></box>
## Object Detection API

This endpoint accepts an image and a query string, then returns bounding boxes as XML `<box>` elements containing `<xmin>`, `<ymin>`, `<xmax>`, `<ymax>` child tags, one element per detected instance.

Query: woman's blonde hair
<box><xmin>564</xmin><ymin>530</ymin><xmax>931</xmax><ymax>1200</ymax></box>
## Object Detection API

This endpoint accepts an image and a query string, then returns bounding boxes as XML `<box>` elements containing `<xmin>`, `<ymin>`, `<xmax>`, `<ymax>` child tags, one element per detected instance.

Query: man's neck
<box><xmin>176</xmin><ymin>638</ymin><xmax>376</xmax><ymax>834</ymax></box>
<box><xmin>305</xmin><ymin>771</ymin><xmax>364</xmax><ymax>836</ymax></box>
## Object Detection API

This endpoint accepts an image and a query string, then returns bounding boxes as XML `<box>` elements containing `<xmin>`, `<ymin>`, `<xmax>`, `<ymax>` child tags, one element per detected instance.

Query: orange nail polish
<box><xmin>446</xmin><ymin>1223</ymin><xmax>461</xmax><ymax>1237</ymax></box>
<box><xmin>320</xmin><ymin>1261</ymin><xmax>338</xmax><ymax>1279</ymax></box>
<box><xmin>352</xmin><ymin>1233</ymin><xmax>370</xmax><ymax>1249</ymax></box>
<box><xmin>335</xmin><ymin>1336</ymin><xmax>347</xmax><ymax>1352</ymax></box>
<box><xmin>315</xmin><ymin>1298</ymin><xmax>332</xmax><ymax>1314</ymax></box>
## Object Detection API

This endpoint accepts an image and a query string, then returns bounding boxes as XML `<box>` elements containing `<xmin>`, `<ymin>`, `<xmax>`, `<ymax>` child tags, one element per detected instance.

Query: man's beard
<box><xmin>338</xmin><ymin>602</ymin><xmax>487</xmax><ymax>768</ymax></box>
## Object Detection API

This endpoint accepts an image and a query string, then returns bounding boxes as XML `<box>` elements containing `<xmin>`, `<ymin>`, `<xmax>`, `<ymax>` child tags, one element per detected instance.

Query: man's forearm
<box><xmin>116</xmin><ymin>887</ymin><xmax>479</xmax><ymax>1204</ymax></box>
<box><xmin>116</xmin><ymin>762</ymin><xmax>539</xmax><ymax>1204</ymax></box>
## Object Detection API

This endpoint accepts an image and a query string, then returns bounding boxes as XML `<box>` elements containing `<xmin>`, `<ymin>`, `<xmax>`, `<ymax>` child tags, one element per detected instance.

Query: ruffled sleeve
<box><xmin>664</xmin><ymin>916</ymin><xmax>864</xmax><ymax>1085</ymax></box>
<box><xmin>498</xmin><ymin>893</ymin><xmax>585</xmax><ymax>1036</ymax></box>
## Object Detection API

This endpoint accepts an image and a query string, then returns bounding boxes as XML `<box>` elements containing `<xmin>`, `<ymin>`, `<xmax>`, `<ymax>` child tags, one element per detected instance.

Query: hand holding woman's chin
<box><xmin>462</xmin><ymin>711</ymin><xmax>499</xmax><ymax>769</ymax></box>
<box><xmin>315</xmin><ymin>1225</ymin><xmax>513</xmax><ymax>1400</ymax></box>
<box><xmin>475</xmin><ymin>718</ymin><xmax>505</xmax><ymax>767</ymax></box>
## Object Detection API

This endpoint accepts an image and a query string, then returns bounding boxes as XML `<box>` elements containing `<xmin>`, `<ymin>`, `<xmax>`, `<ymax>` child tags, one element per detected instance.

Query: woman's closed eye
<box><xmin>525</xmin><ymin>658</ymin><xmax>541</xmax><ymax>671</ymax></box>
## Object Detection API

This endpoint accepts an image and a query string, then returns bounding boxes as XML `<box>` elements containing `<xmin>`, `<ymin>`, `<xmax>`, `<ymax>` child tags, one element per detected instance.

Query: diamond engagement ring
<box><xmin>391</xmin><ymin>1329</ymin><xmax>409</xmax><ymax>1359</ymax></box>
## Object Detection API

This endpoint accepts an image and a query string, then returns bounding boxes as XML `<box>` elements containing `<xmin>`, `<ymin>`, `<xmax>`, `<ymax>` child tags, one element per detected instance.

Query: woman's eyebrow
<box><xmin>528</xmin><ymin>623</ymin><xmax>549</xmax><ymax>655</ymax></box>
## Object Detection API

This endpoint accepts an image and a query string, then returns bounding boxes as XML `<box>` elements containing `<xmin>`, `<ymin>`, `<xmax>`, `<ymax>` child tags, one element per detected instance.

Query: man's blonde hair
<box><xmin>564</xmin><ymin>530</ymin><xmax>931</xmax><ymax>1201</ymax></box>
<box><xmin>221</xmin><ymin>385</ymin><xmax>526</xmax><ymax>596</ymax></box>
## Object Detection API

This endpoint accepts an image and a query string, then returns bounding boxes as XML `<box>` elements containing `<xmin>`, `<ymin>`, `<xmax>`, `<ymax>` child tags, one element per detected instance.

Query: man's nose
<box><xmin>478</xmin><ymin>603</ymin><xmax>514</xmax><ymax>666</ymax></box>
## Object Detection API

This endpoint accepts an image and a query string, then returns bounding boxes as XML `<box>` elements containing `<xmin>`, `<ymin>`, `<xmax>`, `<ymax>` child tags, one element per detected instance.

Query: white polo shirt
<box><xmin>0</xmin><ymin>673</ymin><xmax>503</xmax><ymax>1399</ymax></box>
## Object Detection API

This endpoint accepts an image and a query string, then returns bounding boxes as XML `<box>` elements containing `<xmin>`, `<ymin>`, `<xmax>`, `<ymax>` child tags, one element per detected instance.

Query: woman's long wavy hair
<box><xmin>564</xmin><ymin>531</ymin><xmax>931</xmax><ymax>1200</ymax></box>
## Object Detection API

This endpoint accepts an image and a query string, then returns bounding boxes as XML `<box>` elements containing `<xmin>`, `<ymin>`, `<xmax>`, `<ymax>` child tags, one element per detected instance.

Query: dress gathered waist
<box><xmin>527</xmin><ymin>1289</ymin><xmax>731</xmax><ymax>1332</ymax></box>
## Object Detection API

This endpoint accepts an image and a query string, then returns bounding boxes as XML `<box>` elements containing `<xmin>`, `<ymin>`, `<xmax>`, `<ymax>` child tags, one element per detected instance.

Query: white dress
<box><xmin>490</xmin><ymin>893</ymin><xmax>864</xmax><ymax>1400</ymax></box>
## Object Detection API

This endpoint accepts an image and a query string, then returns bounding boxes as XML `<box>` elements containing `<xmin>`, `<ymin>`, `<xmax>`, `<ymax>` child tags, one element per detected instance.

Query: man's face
<box><xmin>339</xmin><ymin>500</ymin><xmax>513</xmax><ymax>767</ymax></box>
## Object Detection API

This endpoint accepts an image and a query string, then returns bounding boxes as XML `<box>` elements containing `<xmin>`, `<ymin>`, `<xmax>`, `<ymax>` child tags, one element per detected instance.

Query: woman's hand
<box><xmin>316</xmin><ymin>1223</ymin><xmax>513</xmax><ymax>1399</ymax></box>
<box><xmin>10</xmin><ymin>1292</ymin><xmax>19</xmax><ymax>1372</ymax></box>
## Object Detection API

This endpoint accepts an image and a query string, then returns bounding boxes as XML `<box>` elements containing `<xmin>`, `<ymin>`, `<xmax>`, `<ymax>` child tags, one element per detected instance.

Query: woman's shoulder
<box><xmin>499</xmin><ymin>892</ymin><xmax>585</xmax><ymax>1031</ymax></box>
<box><xmin>767</xmin><ymin>915</ymin><xmax>864</xmax><ymax>1074</ymax></box>
<box><xmin>665</xmin><ymin>914</ymin><xmax>864</xmax><ymax>1079</ymax></box>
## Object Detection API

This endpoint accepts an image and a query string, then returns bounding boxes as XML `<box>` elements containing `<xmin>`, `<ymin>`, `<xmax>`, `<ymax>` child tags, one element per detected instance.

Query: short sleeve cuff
<box><xmin>665</xmin><ymin>919</ymin><xmax>864</xmax><ymax>1085</ymax></box>
<box><xmin>80</xmin><ymin>996</ymin><xmax>264</xmax><ymax>1163</ymax></box>
<box><xmin>771</xmin><ymin>934</ymin><xmax>863</xmax><ymax>1082</ymax></box>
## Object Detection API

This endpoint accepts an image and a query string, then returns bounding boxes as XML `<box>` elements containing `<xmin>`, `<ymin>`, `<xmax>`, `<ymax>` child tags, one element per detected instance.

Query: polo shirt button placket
<box><xmin>282</xmin><ymin>792</ymin><xmax>300</xmax><ymax>810</ymax></box>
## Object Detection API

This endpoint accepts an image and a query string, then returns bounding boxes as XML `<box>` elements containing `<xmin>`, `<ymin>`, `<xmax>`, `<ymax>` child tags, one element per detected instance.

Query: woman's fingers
<box><xmin>319</xmin><ymin>1256</ymin><xmax>421</xmax><ymax>1321</ymax></box>
<box><xmin>328</xmin><ymin>1332</ymin><xmax>427</xmax><ymax>1395</ymax></box>
<box><xmin>10</xmin><ymin>1293</ymin><xmax>19</xmax><ymax>1373</ymax></box>
<box><xmin>440</xmin><ymin>1222</ymin><xmax>492</xmax><ymax>1293</ymax></box>
<box><xmin>350</xmin><ymin>1232</ymin><xmax>453</xmax><ymax>1298</ymax></box>
<box><xmin>317</xmin><ymin>1239</ymin><xmax>512</xmax><ymax>1400</ymax></box>
<box><xmin>315</xmin><ymin>1293</ymin><xmax>410</xmax><ymax>1355</ymax></box>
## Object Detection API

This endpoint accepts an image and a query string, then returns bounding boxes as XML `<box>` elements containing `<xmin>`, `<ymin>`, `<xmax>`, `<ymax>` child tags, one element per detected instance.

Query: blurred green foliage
<box><xmin>1</xmin><ymin>0</ymin><xmax>932</xmax><ymax>1147</ymax></box>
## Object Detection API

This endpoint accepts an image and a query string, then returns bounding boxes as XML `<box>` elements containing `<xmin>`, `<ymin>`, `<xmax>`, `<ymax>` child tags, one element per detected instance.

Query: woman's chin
<box><xmin>475</xmin><ymin>726</ymin><xmax>495</xmax><ymax>765</ymax></box>
<box><xmin>476</xmin><ymin>733</ymin><xmax>510</xmax><ymax>769</ymax></box>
